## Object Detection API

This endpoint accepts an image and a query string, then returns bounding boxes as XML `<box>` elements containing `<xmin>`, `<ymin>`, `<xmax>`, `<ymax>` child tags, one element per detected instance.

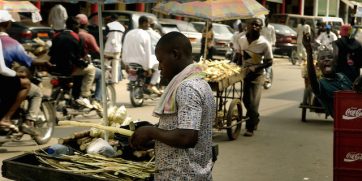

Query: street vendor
<box><xmin>302</xmin><ymin>34</ymin><xmax>353</xmax><ymax>118</ymax></box>
<box><xmin>236</xmin><ymin>18</ymin><xmax>273</xmax><ymax>137</ymax></box>
<box><xmin>130</xmin><ymin>32</ymin><xmax>215</xmax><ymax>180</ymax></box>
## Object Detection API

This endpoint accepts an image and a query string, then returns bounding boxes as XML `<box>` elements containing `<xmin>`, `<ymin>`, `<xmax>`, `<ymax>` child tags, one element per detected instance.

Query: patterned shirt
<box><xmin>0</xmin><ymin>32</ymin><xmax>32</xmax><ymax>68</ymax></box>
<box><xmin>155</xmin><ymin>78</ymin><xmax>215</xmax><ymax>181</ymax></box>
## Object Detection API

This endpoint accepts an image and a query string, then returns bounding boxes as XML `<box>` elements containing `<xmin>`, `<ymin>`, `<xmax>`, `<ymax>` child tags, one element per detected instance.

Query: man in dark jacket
<box><xmin>49</xmin><ymin>17</ymin><xmax>96</xmax><ymax>108</ymax></box>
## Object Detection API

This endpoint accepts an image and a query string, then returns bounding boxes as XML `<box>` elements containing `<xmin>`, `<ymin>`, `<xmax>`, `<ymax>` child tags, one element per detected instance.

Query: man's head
<box><xmin>317</xmin><ymin>44</ymin><xmax>337</xmax><ymax>77</ymax></box>
<box><xmin>246</xmin><ymin>18</ymin><xmax>262</xmax><ymax>37</ymax></box>
<box><xmin>264</xmin><ymin>17</ymin><xmax>269</xmax><ymax>27</ymax></box>
<box><xmin>155</xmin><ymin>32</ymin><xmax>193</xmax><ymax>85</ymax></box>
<box><xmin>66</xmin><ymin>16</ymin><xmax>80</xmax><ymax>33</ymax></box>
<box><xmin>0</xmin><ymin>10</ymin><xmax>14</xmax><ymax>32</ymax></box>
<box><xmin>237</xmin><ymin>22</ymin><xmax>244</xmax><ymax>32</ymax></box>
<box><xmin>325</xmin><ymin>24</ymin><xmax>331</xmax><ymax>33</ymax></box>
<box><xmin>139</xmin><ymin>16</ymin><xmax>150</xmax><ymax>30</ymax></box>
<box><xmin>301</xmin><ymin>19</ymin><xmax>305</xmax><ymax>25</ymax></box>
<box><xmin>76</xmin><ymin>14</ymin><xmax>89</xmax><ymax>29</ymax></box>
<box><xmin>340</xmin><ymin>24</ymin><xmax>352</xmax><ymax>38</ymax></box>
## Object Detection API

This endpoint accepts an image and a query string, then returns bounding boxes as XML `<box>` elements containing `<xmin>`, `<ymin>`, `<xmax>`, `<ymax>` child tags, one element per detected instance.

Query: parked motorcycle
<box><xmin>0</xmin><ymin>73</ymin><xmax>56</xmax><ymax>146</ymax></box>
<box><xmin>127</xmin><ymin>63</ymin><xmax>160</xmax><ymax>107</ymax></box>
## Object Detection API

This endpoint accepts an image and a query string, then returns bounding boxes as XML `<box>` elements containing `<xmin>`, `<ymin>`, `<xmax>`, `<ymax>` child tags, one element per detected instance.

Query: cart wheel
<box><xmin>227</xmin><ymin>99</ymin><xmax>242</xmax><ymax>140</ymax></box>
<box><xmin>301</xmin><ymin>86</ymin><xmax>311</xmax><ymax>122</ymax></box>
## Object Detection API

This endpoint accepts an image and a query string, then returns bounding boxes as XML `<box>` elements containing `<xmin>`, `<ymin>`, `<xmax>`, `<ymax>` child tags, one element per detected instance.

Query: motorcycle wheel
<box><xmin>130</xmin><ymin>86</ymin><xmax>144</xmax><ymax>107</ymax></box>
<box><xmin>290</xmin><ymin>49</ymin><xmax>298</xmax><ymax>65</ymax></box>
<box><xmin>33</xmin><ymin>101</ymin><xmax>56</xmax><ymax>145</ymax></box>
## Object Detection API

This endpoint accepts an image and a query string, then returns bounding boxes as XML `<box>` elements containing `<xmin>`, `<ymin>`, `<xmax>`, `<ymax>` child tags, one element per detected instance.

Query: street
<box><xmin>0</xmin><ymin>57</ymin><xmax>334</xmax><ymax>181</ymax></box>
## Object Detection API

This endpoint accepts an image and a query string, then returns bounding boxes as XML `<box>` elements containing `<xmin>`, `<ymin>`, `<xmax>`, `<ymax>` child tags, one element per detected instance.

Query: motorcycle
<box><xmin>0</xmin><ymin>73</ymin><xmax>56</xmax><ymax>146</ymax></box>
<box><xmin>127</xmin><ymin>63</ymin><xmax>160</xmax><ymax>107</ymax></box>
<box><xmin>50</xmin><ymin>58</ymin><xmax>116</xmax><ymax>121</ymax></box>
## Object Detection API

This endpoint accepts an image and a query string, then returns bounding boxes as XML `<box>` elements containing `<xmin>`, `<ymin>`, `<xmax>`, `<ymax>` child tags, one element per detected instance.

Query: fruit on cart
<box><xmin>198</xmin><ymin>59</ymin><xmax>242</xmax><ymax>82</ymax></box>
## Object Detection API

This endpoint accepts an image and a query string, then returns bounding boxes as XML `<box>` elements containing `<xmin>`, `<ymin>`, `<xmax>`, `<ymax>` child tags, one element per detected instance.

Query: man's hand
<box><xmin>130</xmin><ymin>126</ymin><xmax>155</xmax><ymax>150</ymax></box>
<box><xmin>246</xmin><ymin>65</ymin><xmax>257</xmax><ymax>73</ymax></box>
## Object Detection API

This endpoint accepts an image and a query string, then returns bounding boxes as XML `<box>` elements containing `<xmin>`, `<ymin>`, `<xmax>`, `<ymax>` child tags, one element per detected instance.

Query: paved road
<box><xmin>0</xmin><ymin>57</ymin><xmax>334</xmax><ymax>181</ymax></box>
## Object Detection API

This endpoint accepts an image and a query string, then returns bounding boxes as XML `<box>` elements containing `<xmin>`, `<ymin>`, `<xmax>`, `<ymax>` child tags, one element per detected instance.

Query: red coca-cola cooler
<box><xmin>334</xmin><ymin>91</ymin><xmax>362</xmax><ymax>181</ymax></box>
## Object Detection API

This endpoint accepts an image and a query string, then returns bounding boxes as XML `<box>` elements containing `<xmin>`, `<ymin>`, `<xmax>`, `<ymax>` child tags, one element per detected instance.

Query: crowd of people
<box><xmin>1</xmin><ymin>4</ymin><xmax>362</xmax><ymax>180</ymax></box>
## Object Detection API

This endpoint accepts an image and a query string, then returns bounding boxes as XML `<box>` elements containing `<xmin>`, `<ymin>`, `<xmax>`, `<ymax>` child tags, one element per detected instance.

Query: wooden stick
<box><xmin>58</xmin><ymin>135</ymin><xmax>75</xmax><ymax>144</ymax></box>
<box><xmin>73</xmin><ymin>130</ymin><xmax>90</xmax><ymax>139</ymax></box>
<box><xmin>59</xmin><ymin>121</ymin><xmax>133</xmax><ymax>137</ymax></box>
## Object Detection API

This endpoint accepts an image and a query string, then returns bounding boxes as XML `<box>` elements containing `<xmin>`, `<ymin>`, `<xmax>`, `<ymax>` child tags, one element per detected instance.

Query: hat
<box><xmin>76</xmin><ymin>14</ymin><xmax>88</xmax><ymax>25</ymax></box>
<box><xmin>325</xmin><ymin>24</ymin><xmax>331</xmax><ymax>30</ymax></box>
<box><xmin>0</xmin><ymin>10</ymin><xmax>14</xmax><ymax>23</ymax></box>
<box><xmin>340</xmin><ymin>24</ymin><xmax>352</xmax><ymax>37</ymax></box>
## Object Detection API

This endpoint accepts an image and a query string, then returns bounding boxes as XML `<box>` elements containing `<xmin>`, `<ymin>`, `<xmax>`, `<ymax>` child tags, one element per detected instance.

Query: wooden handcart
<box><xmin>207</xmin><ymin>71</ymin><xmax>245</xmax><ymax>140</ymax></box>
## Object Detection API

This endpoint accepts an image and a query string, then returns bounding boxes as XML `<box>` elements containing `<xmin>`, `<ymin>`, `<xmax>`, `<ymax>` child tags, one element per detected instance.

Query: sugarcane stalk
<box><xmin>59</xmin><ymin>121</ymin><xmax>133</xmax><ymax>137</ymax></box>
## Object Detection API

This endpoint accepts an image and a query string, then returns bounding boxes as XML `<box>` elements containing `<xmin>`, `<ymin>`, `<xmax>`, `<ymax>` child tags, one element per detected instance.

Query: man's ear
<box><xmin>172</xmin><ymin>48</ymin><xmax>181</xmax><ymax>59</ymax></box>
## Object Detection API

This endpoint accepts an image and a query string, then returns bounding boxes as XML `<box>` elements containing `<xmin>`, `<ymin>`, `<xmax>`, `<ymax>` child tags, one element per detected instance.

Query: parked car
<box><xmin>88</xmin><ymin>10</ymin><xmax>161</xmax><ymax>44</ymax></box>
<box><xmin>270</xmin><ymin>23</ymin><xmax>298</xmax><ymax>63</ymax></box>
<box><xmin>159</xmin><ymin>19</ymin><xmax>202</xmax><ymax>55</ymax></box>
<box><xmin>270</xmin><ymin>14</ymin><xmax>344</xmax><ymax>39</ymax></box>
<box><xmin>7</xmin><ymin>13</ymin><xmax>54</xmax><ymax>45</ymax></box>
<box><xmin>192</xmin><ymin>22</ymin><xmax>234</xmax><ymax>56</ymax></box>
<box><xmin>158</xmin><ymin>21</ymin><xmax>180</xmax><ymax>34</ymax></box>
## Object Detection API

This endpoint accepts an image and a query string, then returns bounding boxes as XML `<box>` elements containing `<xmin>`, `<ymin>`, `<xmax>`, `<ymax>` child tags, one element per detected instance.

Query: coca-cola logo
<box><xmin>342</xmin><ymin>107</ymin><xmax>362</xmax><ymax>120</ymax></box>
<box><xmin>344</xmin><ymin>152</ymin><xmax>362</xmax><ymax>162</ymax></box>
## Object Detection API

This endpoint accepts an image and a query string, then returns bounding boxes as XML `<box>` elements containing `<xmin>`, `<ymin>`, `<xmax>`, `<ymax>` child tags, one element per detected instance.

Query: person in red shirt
<box><xmin>76</xmin><ymin>14</ymin><xmax>99</xmax><ymax>56</ymax></box>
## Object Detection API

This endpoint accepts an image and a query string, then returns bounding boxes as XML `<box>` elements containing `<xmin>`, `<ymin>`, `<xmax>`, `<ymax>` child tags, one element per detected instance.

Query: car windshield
<box><xmin>176</xmin><ymin>23</ymin><xmax>198</xmax><ymax>32</ymax></box>
<box><xmin>161</xmin><ymin>24</ymin><xmax>180</xmax><ymax>34</ymax></box>
<box><xmin>213</xmin><ymin>24</ymin><xmax>232</xmax><ymax>35</ymax></box>
<box><xmin>271</xmin><ymin>23</ymin><xmax>296</xmax><ymax>35</ymax></box>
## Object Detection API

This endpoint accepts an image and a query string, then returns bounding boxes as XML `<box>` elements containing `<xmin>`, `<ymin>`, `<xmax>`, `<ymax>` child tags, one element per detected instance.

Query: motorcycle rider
<box><xmin>122</xmin><ymin>16</ymin><xmax>162</xmax><ymax>95</ymax></box>
<box><xmin>260</xmin><ymin>17</ymin><xmax>276</xmax><ymax>89</ymax></box>
<box><xmin>0</xmin><ymin>10</ymin><xmax>49</xmax><ymax>134</ymax></box>
<box><xmin>49</xmin><ymin>16</ymin><xmax>96</xmax><ymax>109</ymax></box>
<box><xmin>315</xmin><ymin>24</ymin><xmax>337</xmax><ymax>48</ymax></box>
<box><xmin>75</xmin><ymin>14</ymin><xmax>102</xmax><ymax>110</ymax></box>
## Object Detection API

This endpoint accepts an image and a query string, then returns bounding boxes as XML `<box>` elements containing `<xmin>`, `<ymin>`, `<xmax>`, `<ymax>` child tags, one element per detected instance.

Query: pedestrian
<box><xmin>296</xmin><ymin>19</ymin><xmax>311</xmax><ymax>64</ymax></box>
<box><xmin>145</xmin><ymin>18</ymin><xmax>161</xmax><ymax>91</ymax></box>
<box><xmin>200</xmin><ymin>22</ymin><xmax>214</xmax><ymax>60</ymax></box>
<box><xmin>104</xmin><ymin>14</ymin><xmax>125</xmax><ymax>83</ymax></box>
<box><xmin>48</xmin><ymin>4</ymin><xmax>68</xmax><ymax>32</ymax></box>
<box><xmin>334</xmin><ymin>24</ymin><xmax>362</xmax><ymax>82</ymax></box>
<box><xmin>260</xmin><ymin>16</ymin><xmax>276</xmax><ymax>88</ymax></box>
<box><xmin>130</xmin><ymin>32</ymin><xmax>215</xmax><ymax>180</ymax></box>
<box><xmin>303</xmin><ymin>34</ymin><xmax>353</xmax><ymax>117</ymax></box>
<box><xmin>231</xmin><ymin>22</ymin><xmax>245</xmax><ymax>63</ymax></box>
<box><xmin>236</xmin><ymin>18</ymin><xmax>273</xmax><ymax>136</ymax></box>
<box><xmin>122</xmin><ymin>16</ymin><xmax>161</xmax><ymax>95</ymax></box>
<box><xmin>315</xmin><ymin>24</ymin><xmax>337</xmax><ymax>48</ymax></box>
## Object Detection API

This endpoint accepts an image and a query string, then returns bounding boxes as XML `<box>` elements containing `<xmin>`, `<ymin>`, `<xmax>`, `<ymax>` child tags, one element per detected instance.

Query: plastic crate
<box><xmin>334</xmin><ymin>168</ymin><xmax>362</xmax><ymax>181</ymax></box>
<box><xmin>334</xmin><ymin>130</ymin><xmax>362</xmax><ymax>170</ymax></box>
<box><xmin>334</xmin><ymin>91</ymin><xmax>362</xmax><ymax>130</ymax></box>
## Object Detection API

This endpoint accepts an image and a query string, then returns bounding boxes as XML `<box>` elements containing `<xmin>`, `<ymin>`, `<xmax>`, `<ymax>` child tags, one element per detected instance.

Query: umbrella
<box><xmin>0</xmin><ymin>1</ymin><xmax>39</xmax><ymax>13</ymax></box>
<box><xmin>21</xmin><ymin>0</ymin><xmax>203</xmax><ymax>140</ymax></box>
<box><xmin>0</xmin><ymin>1</ymin><xmax>42</xmax><ymax>23</ymax></box>
<box><xmin>153</xmin><ymin>0</ymin><xmax>269</xmax><ymax>58</ymax></box>
<box><xmin>153</xmin><ymin>0</ymin><xmax>269</xmax><ymax>21</ymax></box>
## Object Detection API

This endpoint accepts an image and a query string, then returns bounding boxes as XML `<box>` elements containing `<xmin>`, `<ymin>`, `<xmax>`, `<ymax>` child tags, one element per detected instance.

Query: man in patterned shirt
<box><xmin>130</xmin><ymin>32</ymin><xmax>215</xmax><ymax>180</ymax></box>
